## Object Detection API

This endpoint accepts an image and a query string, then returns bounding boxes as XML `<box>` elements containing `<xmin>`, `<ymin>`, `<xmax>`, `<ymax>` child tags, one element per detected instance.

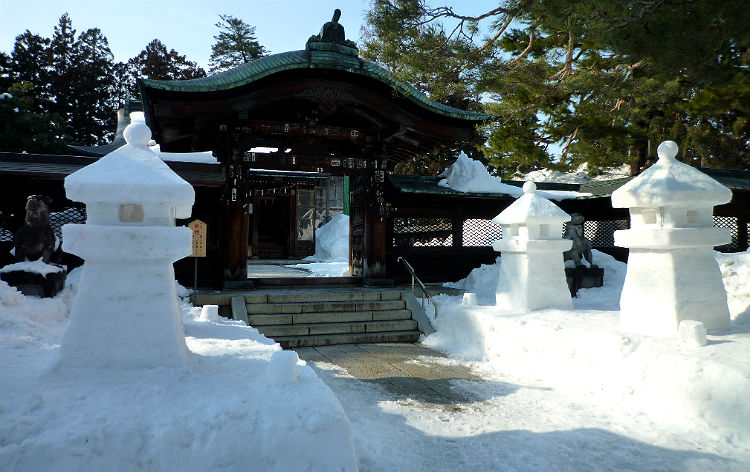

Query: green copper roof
<box><xmin>139</xmin><ymin>49</ymin><xmax>489</xmax><ymax>122</ymax></box>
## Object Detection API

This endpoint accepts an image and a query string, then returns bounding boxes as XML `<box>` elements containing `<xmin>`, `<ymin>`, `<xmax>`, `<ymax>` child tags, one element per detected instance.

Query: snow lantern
<box><xmin>612</xmin><ymin>141</ymin><xmax>732</xmax><ymax>336</ymax></box>
<box><xmin>58</xmin><ymin>122</ymin><xmax>195</xmax><ymax>368</ymax></box>
<box><xmin>492</xmin><ymin>181</ymin><xmax>573</xmax><ymax>312</ymax></box>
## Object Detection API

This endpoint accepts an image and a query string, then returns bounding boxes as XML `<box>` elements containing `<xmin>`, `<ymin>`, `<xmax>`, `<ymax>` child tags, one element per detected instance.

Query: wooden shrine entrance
<box><xmin>139</xmin><ymin>16</ymin><xmax>487</xmax><ymax>283</ymax></box>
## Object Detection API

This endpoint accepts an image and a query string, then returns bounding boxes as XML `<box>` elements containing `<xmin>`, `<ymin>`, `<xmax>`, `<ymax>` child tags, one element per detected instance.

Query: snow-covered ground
<box><xmin>2</xmin><ymin>243</ymin><xmax>748</xmax><ymax>470</ymax></box>
<box><xmin>299</xmin><ymin>250</ymin><xmax>749</xmax><ymax>471</ymax></box>
<box><xmin>0</xmin><ymin>271</ymin><xmax>357</xmax><ymax>471</ymax></box>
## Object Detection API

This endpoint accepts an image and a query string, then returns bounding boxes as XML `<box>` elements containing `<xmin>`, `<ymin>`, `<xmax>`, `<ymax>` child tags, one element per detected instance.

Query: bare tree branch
<box><xmin>561</xmin><ymin>126</ymin><xmax>579</xmax><ymax>160</ymax></box>
<box><xmin>477</xmin><ymin>15</ymin><xmax>514</xmax><ymax>54</ymax></box>
<box><xmin>506</xmin><ymin>29</ymin><xmax>535</xmax><ymax>68</ymax></box>
<box><xmin>549</xmin><ymin>30</ymin><xmax>575</xmax><ymax>80</ymax></box>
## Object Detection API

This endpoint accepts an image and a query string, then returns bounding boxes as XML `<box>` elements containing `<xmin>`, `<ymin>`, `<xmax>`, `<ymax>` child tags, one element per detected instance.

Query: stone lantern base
<box><xmin>494</xmin><ymin>239</ymin><xmax>573</xmax><ymax>312</ymax></box>
<box><xmin>620</xmin><ymin>248</ymin><xmax>730</xmax><ymax>336</ymax></box>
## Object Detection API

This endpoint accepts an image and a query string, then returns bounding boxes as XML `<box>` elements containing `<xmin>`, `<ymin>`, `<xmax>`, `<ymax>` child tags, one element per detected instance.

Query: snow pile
<box><xmin>0</xmin><ymin>272</ymin><xmax>358</xmax><ymax>471</ymax></box>
<box><xmin>519</xmin><ymin>162</ymin><xmax>631</xmax><ymax>183</ymax></box>
<box><xmin>439</xmin><ymin>153</ymin><xmax>523</xmax><ymax>195</ymax></box>
<box><xmin>309</xmin><ymin>214</ymin><xmax>349</xmax><ymax>262</ymax></box>
<box><xmin>715</xmin><ymin>249</ymin><xmax>750</xmax><ymax>326</ymax></box>
<box><xmin>154</xmin><ymin>150</ymin><xmax>218</xmax><ymax>164</ymax></box>
<box><xmin>439</xmin><ymin>153</ymin><xmax>589</xmax><ymax>200</ymax></box>
<box><xmin>290</xmin><ymin>214</ymin><xmax>350</xmax><ymax>277</ymax></box>
<box><xmin>425</xmin><ymin>250</ymin><xmax>750</xmax><ymax>453</ymax></box>
<box><xmin>445</xmin><ymin>258</ymin><xmax>501</xmax><ymax>305</ymax></box>
<box><xmin>0</xmin><ymin>260</ymin><xmax>64</xmax><ymax>276</ymax></box>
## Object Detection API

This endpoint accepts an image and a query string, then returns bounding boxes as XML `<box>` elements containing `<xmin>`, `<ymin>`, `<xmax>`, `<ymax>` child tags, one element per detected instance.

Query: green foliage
<box><xmin>124</xmin><ymin>39</ymin><xmax>206</xmax><ymax>98</ymax></box>
<box><xmin>209</xmin><ymin>15</ymin><xmax>267</xmax><ymax>73</ymax></box>
<box><xmin>0</xmin><ymin>82</ymin><xmax>69</xmax><ymax>153</ymax></box>
<box><xmin>0</xmin><ymin>14</ymin><xmax>214</xmax><ymax>151</ymax></box>
<box><xmin>363</xmin><ymin>0</ymin><xmax>750</xmax><ymax>175</ymax></box>
<box><xmin>362</xmin><ymin>0</ymin><xmax>488</xmax><ymax>174</ymax></box>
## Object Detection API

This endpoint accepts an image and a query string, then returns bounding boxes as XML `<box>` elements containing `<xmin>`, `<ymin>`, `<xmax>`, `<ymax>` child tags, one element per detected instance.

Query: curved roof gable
<box><xmin>139</xmin><ymin>49</ymin><xmax>488</xmax><ymax>122</ymax></box>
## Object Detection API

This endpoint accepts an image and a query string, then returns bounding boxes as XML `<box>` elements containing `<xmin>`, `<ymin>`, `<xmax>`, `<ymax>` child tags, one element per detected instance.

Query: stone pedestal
<box><xmin>0</xmin><ymin>264</ymin><xmax>66</xmax><ymax>297</ymax></box>
<box><xmin>565</xmin><ymin>265</ymin><xmax>604</xmax><ymax>296</ymax></box>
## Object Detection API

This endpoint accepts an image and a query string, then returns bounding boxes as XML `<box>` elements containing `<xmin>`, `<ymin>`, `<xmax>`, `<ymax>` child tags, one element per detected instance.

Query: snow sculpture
<box><xmin>492</xmin><ymin>181</ymin><xmax>572</xmax><ymax>312</ymax></box>
<box><xmin>612</xmin><ymin>141</ymin><xmax>732</xmax><ymax>336</ymax></box>
<box><xmin>58</xmin><ymin>121</ymin><xmax>195</xmax><ymax>367</ymax></box>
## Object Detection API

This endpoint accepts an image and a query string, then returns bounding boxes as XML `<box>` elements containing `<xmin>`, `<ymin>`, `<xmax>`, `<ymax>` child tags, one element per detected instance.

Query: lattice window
<box><xmin>581</xmin><ymin>220</ymin><xmax>629</xmax><ymax>247</ymax></box>
<box><xmin>462</xmin><ymin>219</ymin><xmax>502</xmax><ymax>247</ymax></box>
<box><xmin>393</xmin><ymin>217</ymin><xmax>452</xmax><ymax>247</ymax></box>
<box><xmin>714</xmin><ymin>216</ymin><xmax>739</xmax><ymax>251</ymax></box>
<box><xmin>50</xmin><ymin>207</ymin><xmax>87</xmax><ymax>241</ymax></box>
<box><xmin>0</xmin><ymin>227</ymin><xmax>12</xmax><ymax>242</ymax></box>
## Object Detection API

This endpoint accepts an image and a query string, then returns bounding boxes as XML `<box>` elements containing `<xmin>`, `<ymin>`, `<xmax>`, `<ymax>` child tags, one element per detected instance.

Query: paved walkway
<box><xmin>294</xmin><ymin>343</ymin><xmax>481</xmax><ymax>405</ymax></box>
<box><xmin>246</xmin><ymin>263</ymin><xmax>311</xmax><ymax>278</ymax></box>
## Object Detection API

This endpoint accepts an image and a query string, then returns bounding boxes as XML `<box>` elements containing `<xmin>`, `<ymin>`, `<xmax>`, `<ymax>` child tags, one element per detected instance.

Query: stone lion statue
<box><xmin>563</xmin><ymin>213</ymin><xmax>593</xmax><ymax>266</ymax></box>
<box><xmin>14</xmin><ymin>195</ymin><xmax>57</xmax><ymax>263</ymax></box>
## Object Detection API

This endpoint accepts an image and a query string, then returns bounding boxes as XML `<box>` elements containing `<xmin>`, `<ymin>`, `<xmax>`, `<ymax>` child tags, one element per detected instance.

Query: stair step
<box><xmin>245</xmin><ymin>300</ymin><xmax>406</xmax><ymax>315</ymax></box>
<box><xmin>265</xmin><ymin>291</ymin><xmax>402</xmax><ymax>303</ymax></box>
<box><xmin>257</xmin><ymin>320</ymin><xmax>418</xmax><ymax>337</ymax></box>
<box><xmin>247</xmin><ymin>309</ymin><xmax>413</xmax><ymax>326</ymax></box>
<box><xmin>273</xmin><ymin>330</ymin><xmax>422</xmax><ymax>348</ymax></box>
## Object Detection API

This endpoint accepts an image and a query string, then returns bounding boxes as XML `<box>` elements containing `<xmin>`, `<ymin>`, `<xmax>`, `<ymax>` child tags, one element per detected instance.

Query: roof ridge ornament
<box><xmin>306</xmin><ymin>8</ymin><xmax>359</xmax><ymax>56</ymax></box>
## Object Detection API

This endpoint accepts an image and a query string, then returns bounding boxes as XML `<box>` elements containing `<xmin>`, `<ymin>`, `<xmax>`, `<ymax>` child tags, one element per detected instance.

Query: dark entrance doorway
<box><xmin>254</xmin><ymin>195</ymin><xmax>291</xmax><ymax>259</ymax></box>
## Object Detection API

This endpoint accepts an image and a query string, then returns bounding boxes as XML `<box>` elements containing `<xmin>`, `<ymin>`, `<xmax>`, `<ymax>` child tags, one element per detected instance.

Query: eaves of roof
<box><xmin>139</xmin><ymin>50</ymin><xmax>489</xmax><ymax>123</ymax></box>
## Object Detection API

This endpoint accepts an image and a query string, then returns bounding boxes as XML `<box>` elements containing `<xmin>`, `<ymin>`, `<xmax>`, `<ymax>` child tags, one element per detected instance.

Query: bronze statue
<box><xmin>321</xmin><ymin>9</ymin><xmax>346</xmax><ymax>43</ymax></box>
<box><xmin>14</xmin><ymin>195</ymin><xmax>57</xmax><ymax>263</ymax></box>
<box><xmin>563</xmin><ymin>213</ymin><xmax>594</xmax><ymax>266</ymax></box>
<box><xmin>307</xmin><ymin>9</ymin><xmax>357</xmax><ymax>49</ymax></box>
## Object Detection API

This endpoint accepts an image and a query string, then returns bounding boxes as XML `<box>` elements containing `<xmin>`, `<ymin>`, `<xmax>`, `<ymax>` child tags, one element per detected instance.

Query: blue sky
<box><xmin>1</xmin><ymin>0</ymin><xmax>500</xmax><ymax>69</ymax></box>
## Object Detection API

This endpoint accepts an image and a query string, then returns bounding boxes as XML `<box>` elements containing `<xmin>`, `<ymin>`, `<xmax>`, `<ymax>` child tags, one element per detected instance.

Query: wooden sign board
<box><xmin>188</xmin><ymin>220</ymin><xmax>207</xmax><ymax>258</ymax></box>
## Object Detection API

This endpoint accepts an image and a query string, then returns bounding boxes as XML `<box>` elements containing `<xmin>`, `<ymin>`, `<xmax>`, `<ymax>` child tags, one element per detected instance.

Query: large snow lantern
<box><xmin>59</xmin><ymin>122</ymin><xmax>195</xmax><ymax>367</ymax></box>
<box><xmin>612</xmin><ymin>141</ymin><xmax>732</xmax><ymax>337</ymax></box>
<box><xmin>492</xmin><ymin>181</ymin><xmax>573</xmax><ymax>312</ymax></box>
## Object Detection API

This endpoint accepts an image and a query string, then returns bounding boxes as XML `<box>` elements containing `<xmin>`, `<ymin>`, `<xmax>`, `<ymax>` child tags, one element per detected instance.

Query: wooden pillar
<box><xmin>222</xmin><ymin>161</ymin><xmax>249</xmax><ymax>280</ymax></box>
<box><xmin>364</xmin><ymin>161</ymin><xmax>388</xmax><ymax>279</ymax></box>
<box><xmin>215</xmin><ymin>124</ymin><xmax>249</xmax><ymax>281</ymax></box>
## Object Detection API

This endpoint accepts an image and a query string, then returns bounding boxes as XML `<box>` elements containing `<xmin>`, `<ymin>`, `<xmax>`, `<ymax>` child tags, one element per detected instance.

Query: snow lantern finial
<box><xmin>657</xmin><ymin>140</ymin><xmax>678</xmax><ymax>163</ymax></box>
<box><xmin>123</xmin><ymin>122</ymin><xmax>151</xmax><ymax>147</ymax></box>
<box><xmin>523</xmin><ymin>181</ymin><xmax>536</xmax><ymax>194</ymax></box>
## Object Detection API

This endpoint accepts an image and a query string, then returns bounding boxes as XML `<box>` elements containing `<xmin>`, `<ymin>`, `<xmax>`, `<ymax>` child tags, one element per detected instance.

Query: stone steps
<box><xmin>273</xmin><ymin>330</ymin><xmax>423</xmax><ymax>348</ymax></box>
<box><xmin>235</xmin><ymin>289</ymin><xmax>422</xmax><ymax>347</ymax></box>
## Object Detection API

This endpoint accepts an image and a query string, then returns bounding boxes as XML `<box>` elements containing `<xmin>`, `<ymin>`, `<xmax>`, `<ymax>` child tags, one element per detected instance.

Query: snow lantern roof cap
<box><xmin>492</xmin><ymin>181</ymin><xmax>570</xmax><ymax>225</ymax></box>
<box><xmin>611</xmin><ymin>141</ymin><xmax>732</xmax><ymax>208</ymax></box>
<box><xmin>64</xmin><ymin>122</ymin><xmax>195</xmax><ymax>206</ymax></box>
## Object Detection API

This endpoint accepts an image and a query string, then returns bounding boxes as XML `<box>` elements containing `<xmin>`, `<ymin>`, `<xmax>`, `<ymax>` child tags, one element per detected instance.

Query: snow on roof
<box><xmin>612</xmin><ymin>141</ymin><xmax>733</xmax><ymax>208</ymax></box>
<box><xmin>518</xmin><ymin>162</ymin><xmax>631</xmax><ymax>184</ymax></box>
<box><xmin>65</xmin><ymin>122</ymin><xmax>195</xmax><ymax>206</ymax></box>
<box><xmin>492</xmin><ymin>181</ymin><xmax>570</xmax><ymax>225</ymax></box>
<box><xmin>439</xmin><ymin>153</ymin><xmax>589</xmax><ymax>200</ymax></box>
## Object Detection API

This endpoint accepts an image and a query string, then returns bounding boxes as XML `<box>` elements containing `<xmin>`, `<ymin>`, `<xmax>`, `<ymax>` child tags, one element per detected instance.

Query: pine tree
<box><xmin>209</xmin><ymin>15</ymin><xmax>267</xmax><ymax>73</ymax></box>
<box><xmin>7</xmin><ymin>31</ymin><xmax>50</xmax><ymax>112</ymax></box>
<box><xmin>362</xmin><ymin>0</ymin><xmax>750</xmax><ymax>174</ymax></box>
<box><xmin>361</xmin><ymin>0</ymin><xmax>487</xmax><ymax>175</ymax></box>
<box><xmin>0</xmin><ymin>82</ymin><xmax>69</xmax><ymax>153</ymax></box>
<box><xmin>47</xmin><ymin>13</ymin><xmax>77</xmax><ymax>128</ymax></box>
<box><xmin>70</xmin><ymin>27</ymin><xmax>117</xmax><ymax>145</ymax></box>
<box><xmin>125</xmin><ymin>39</ymin><xmax>206</xmax><ymax>98</ymax></box>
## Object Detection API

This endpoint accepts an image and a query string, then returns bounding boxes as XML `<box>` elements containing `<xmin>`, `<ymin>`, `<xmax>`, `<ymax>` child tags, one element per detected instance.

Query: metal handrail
<box><xmin>397</xmin><ymin>256</ymin><xmax>438</xmax><ymax>318</ymax></box>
